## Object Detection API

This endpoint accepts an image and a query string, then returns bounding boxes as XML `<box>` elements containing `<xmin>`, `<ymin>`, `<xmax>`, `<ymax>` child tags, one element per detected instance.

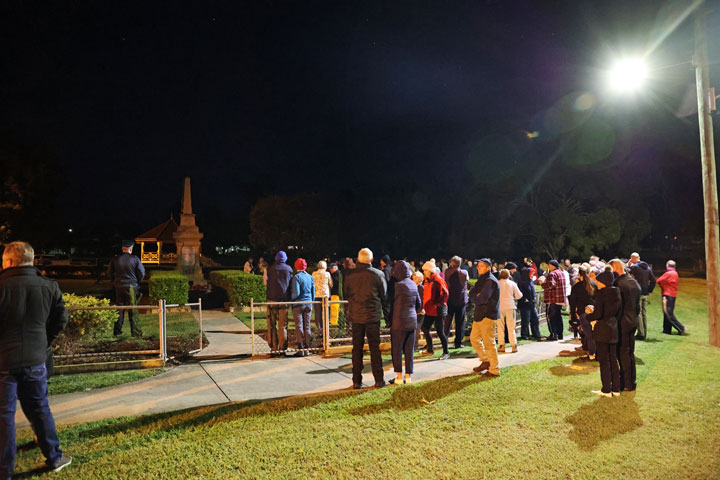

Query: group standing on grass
<box><xmin>260</xmin><ymin>248</ymin><xmax>683</xmax><ymax>395</ymax></box>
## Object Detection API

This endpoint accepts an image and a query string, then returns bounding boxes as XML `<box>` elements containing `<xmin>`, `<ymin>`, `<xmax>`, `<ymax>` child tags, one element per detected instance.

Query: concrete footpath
<box><xmin>18</xmin><ymin>334</ymin><xmax>578</xmax><ymax>427</ymax></box>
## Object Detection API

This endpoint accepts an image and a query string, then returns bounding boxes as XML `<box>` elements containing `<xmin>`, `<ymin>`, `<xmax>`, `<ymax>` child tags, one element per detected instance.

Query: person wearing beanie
<box><xmin>312</xmin><ymin>260</ymin><xmax>333</xmax><ymax>337</ymax></box>
<box><xmin>265</xmin><ymin>251</ymin><xmax>294</xmax><ymax>356</ymax></box>
<box><xmin>539</xmin><ymin>260</ymin><xmax>567</xmax><ymax>341</ymax></box>
<box><xmin>469</xmin><ymin>258</ymin><xmax>501</xmax><ymax>376</ymax></box>
<box><xmin>290</xmin><ymin>258</ymin><xmax>315</xmax><ymax>357</ymax></box>
<box><xmin>586</xmin><ymin>270</ymin><xmax>622</xmax><ymax>397</ymax></box>
<box><xmin>343</xmin><ymin>248</ymin><xmax>389</xmax><ymax>388</ymax></box>
<box><xmin>420</xmin><ymin>261</ymin><xmax>450</xmax><ymax>359</ymax></box>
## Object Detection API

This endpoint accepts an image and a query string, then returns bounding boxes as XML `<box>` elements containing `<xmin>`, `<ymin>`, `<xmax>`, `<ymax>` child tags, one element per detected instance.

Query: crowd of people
<box><xmin>260</xmin><ymin>248</ymin><xmax>685</xmax><ymax>394</ymax></box>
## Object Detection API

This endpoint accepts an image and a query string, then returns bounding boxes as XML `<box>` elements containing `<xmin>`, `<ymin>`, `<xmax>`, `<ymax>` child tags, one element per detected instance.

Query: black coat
<box><xmin>445</xmin><ymin>266</ymin><xmax>469</xmax><ymax>307</ymax></box>
<box><xmin>587</xmin><ymin>286</ymin><xmax>621</xmax><ymax>344</ymax></box>
<box><xmin>0</xmin><ymin>267</ymin><xmax>69</xmax><ymax>370</ymax></box>
<box><xmin>343</xmin><ymin>263</ymin><xmax>389</xmax><ymax>324</ymax></box>
<box><xmin>569</xmin><ymin>281</ymin><xmax>595</xmax><ymax>323</ymax></box>
<box><xmin>629</xmin><ymin>261</ymin><xmax>656</xmax><ymax>296</ymax></box>
<box><xmin>469</xmin><ymin>272</ymin><xmax>500</xmax><ymax>320</ymax></box>
<box><xmin>517</xmin><ymin>268</ymin><xmax>536</xmax><ymax>306</ymax></box>
<box><xmin>389</xmin><ymin>261</ymin><xmax>421</xmax><ymax>331</ymax></box>
<box><xmin>266</xmin><ymin>262</ymin><xmax>293</xmax><ymax>301</ymax></box>
<box><xmin>615</xmin><ymin>274</ymin><xmax>641</xmax><ymax>330</ymax></box>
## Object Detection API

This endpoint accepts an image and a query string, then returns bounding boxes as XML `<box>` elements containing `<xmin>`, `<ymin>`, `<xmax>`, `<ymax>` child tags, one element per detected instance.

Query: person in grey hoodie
<box><xmin>389</xmin><ymin>261</ymin><xmax>422</xmax><ymax>385</ymax></box>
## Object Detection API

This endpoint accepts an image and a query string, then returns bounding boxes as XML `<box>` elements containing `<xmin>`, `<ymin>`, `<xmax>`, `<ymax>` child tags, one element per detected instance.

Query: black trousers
<box><xmin>596</xmin><ymin>341</ymin><xmax>620</xmax><ymax>394</ymax></box>
<box><xmin>351</xmin><ymin>322</ymin><xmax>384</xmax><ymax>385</ymax></box>
<box><xmin>617</xmin><ymin>324</ymin><xmax>636</xmax><ymax>391</ymax></box>
<box><xmin>422</xmin><ymin>315</ymin><xmax>449</xmax><ymax>354</ymax></box>
<box><xmin>518</xmin><ymin>303</ymin><xmax>541</xmax><ymax>338</ymax></box>
<box><xmin>114</xmin><ymin>286</ymin><xmax>142</xmax><ymax>336</ymax></box>
<box><xmin>391</xmin><ymin>329</ymin><xmax>415</xmax><ymax>374</ymax></box>
<box><xmin>662</xmin><ymin>295</ymin><xmax>685</xmax><ymax>333</ymax></box>
<box><xmin>443</xmin><ymin>303</ymin><xmax>466</xmax><ymax>348</ymax></box>
<box><xmin>546</xmin><ymin>304</ymin><xmax>564</xmax><ymax>339</ymax></box>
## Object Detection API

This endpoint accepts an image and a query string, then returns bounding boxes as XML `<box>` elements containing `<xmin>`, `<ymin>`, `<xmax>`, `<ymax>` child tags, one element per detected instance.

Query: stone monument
<box><xmin>173</xmin><ymin>177</ymin><xmax>205</xmax><ymax>284</ymax></box>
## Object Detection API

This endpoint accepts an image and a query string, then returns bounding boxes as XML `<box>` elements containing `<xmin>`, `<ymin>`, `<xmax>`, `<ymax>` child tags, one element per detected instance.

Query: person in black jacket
<box><xmin>516</xmin><ymin>267</ymin><xmax>541</xmax><ymax>340</ymax></box>
<box><xmin>343</xmin><ymin>248</ymin><xmax>389</xmax><ymax>389</ymax></box>
<box><xmin>389</xmin><ymin>261</ymin><xmax>422</xmax><ymax>385</ymax></box>
<box><xmin>444</xmin><ymin>256</ymin><xmax>469</xmax><ymax>348</ymax></box>
<box><xmin>107</xmin><ymin>240</ymin><xmax>146</xmax><ymax>337</ymax></box>
<box><xmin>0</xmin><ymin>242</ymin><xmax>72</xmax><ymax>476</ymax></box>
<box><xmin>610</xmin><ymin>259</ymin><xmax>641</xmax><ymax>391</ymax></box>
<box><xmin>628</xmin><ymin>253</ymin><xmax>656</xmax><ymax>340</ymax></box>
<box><xmin>469</xmin><ymin>259</ymin><xmax>501</xmax><ymax>376</ymax></box>
<box><xmin>569</xmin><ymin>266</ymin><xmax>596</xmax><ymax>359</ymax></box>
<box><xmin>586</xmin><ymin>270</ymin><xmax>622</xmax><ymax>397</ymax></box>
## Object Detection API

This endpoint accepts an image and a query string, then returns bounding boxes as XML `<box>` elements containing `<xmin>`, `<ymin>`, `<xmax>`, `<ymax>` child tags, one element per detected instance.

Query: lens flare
<box><xmin>608</xmin><ymin>58</ymin><xmax>648</xmax><ymax>92</ymax></box>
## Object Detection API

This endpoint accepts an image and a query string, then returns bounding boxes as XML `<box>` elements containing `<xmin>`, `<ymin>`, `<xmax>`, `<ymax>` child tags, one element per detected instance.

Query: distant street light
<box><xmin>607</xmin><ymin>57</ymin><xmax>648</xmax><ymax>92</ymax></box>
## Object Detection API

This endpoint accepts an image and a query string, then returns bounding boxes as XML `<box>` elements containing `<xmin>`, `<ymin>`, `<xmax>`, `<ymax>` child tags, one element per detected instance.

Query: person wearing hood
<box><xmin>411</xmin><ymin>271</ymin><xmax>425</xmax><ymax>350</ymax></box>
<box><xmin>290</xmin><ymin>258</ymin><xmax>315</xmax><ymax>357</ymax></box>
<box><xmin>421</xmin><ymin>261</ymin><xmax>450</xmax><ymax>359</ymax></box>
<box><xmin>656</xmin><ymin>260</ymin><xmax>685</xmax><ymax>334</ymax></box>
<box><xmin>389</xmin><ymin>261</ymin><xmax>422</xmax><ymax>384</ymax></box>
<box><xmin>312</xmin><ymin>261</ymin><xmax>333</xmax><ymax>337</ymax></box>
<box><xmin>343</xmin><ymin>248</ymin><xmax>389</xmax><ymax>389</ymax></box>
<box><xmin>517</xmin><ymin>267</ymin><xmax>541</xmax><ymax>340</ymax></box>
<box><xmin>628</xmin><ymin>252</ymin><xmax>656</xmax><ymax>340</ymax></box>
<box><xmin>265</xmin><ymin>251</ymin><xmax>294</xmax><ymax>355</ymax></box>
<box><xmin>586</xmin><ymin>270</ymin><xmax>622</xmax><ymax>397</ymax></box>
<box><xmin>569</xmin><ymin>266</ymin><xmax>596</xmax><ymax>359</ymax></box>
<box><xmin>469</xmin><ymin>258</ymin><xmax>501</xmax><ymax>376</ymax></box>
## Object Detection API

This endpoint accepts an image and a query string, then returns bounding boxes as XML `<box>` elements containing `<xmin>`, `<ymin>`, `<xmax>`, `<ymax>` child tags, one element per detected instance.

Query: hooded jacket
<box><xmin>390</xmin><ymin>261</ymin><xmax>422</xmax><ymax>331</ymax></box>
<box><xmin>266</xmin><ymin>252</ymin><xmax>294</xmax><ymax>301</ymax></box>
<box><xmin>422</xmin><ymin>272</ymin><xmax>449</xmax><ymax>317</ymax></box>
<box><xmin>517</xmin><ymin>268</ymin><xmax>536</xmax><ymax>306</ymax></box>
<box><xmin>469</xmin><ymin>271</ymin><xmax>500</xmax><ymax>320</ymax></box>
<box><xmin>0</xmin><ymin>266</ymin><xmax>69</xmax><ymax>369</ymax></box>
<box><xmin>587</xmin><ymin>286</ymin><xmax>621</xmax><ymax>344</ymax></box>
<box><xmin>629</xmin><ymin>261</ymin><xmax>656</xmax><ymax>296</ymax></box>
<box><xmin>343</xmin><ymin>262</ymin><xmax>389</xmax><ymax>324</ymax></box>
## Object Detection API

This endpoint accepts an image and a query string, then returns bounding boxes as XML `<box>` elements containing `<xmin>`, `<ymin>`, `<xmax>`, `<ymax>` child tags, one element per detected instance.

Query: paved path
<box><xmin>19</xmin><ymin>337</ymin><xmax>579</xmax><ymax>427</ymax></box>
<box><xmin>193</xmin><ymin>310</ymin><xmax>268</xmax><ymax>359</ymax></box>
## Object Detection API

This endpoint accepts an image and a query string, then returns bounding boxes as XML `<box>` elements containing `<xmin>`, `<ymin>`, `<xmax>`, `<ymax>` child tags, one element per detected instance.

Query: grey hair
<box><xmin>317</xmin><ymin>260</ymin><xmax>327</xmax><ymax>270</ymax></box>
<box><xmin>3</xmin><ymin>241</ymin><xmax>35</xmax><ymax>266</ymax></box>
<box><xmin>450</xmin><ymin>256</ymin><xmax>462</xmax><ymax>268</ymax></box>
<box><xmin>667</xmin><ymin>260</ymin><xmax>676</xmax><ymax>268</ymax></box>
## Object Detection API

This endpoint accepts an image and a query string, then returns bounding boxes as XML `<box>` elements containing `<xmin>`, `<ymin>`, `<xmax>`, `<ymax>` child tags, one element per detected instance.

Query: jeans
<box><xmin>662</xmin><ymin>295</ymin><xmax>685</xmax><ymax>333</ymax></box>
<box><xmin>351</xmin><ymin>322</ymin><xmax>384</xmax><ymax>385</ymax></box>
<box><xmin>596</xmin><ymin>341</ymin><xmax>620</xmax><ymax>394</ymax></box>
<box><xmin>443</xmin><ymin>304</ymin><xmax>467</xmax><ymax>348</ymax></box>
<box><xmin>391</xmin><ymin>329</ymin><xmax>416</xmax><ymax>374</ymax></box>
<box><xmin>422</xmin><ymin>315</ymin><xmax>449</xmax><ymax>354</ymax></box>
<box><xmin>546</xmin><ymin>304</ymin><xmax>564</xmax><ymax>339</ymax></box>
<box><xmin>0</xmin><ymin>364</ymin><xmax>62</xmax><ymax>477</ymax></box>
<box><xmin>518</xmin><ymin>303</ymin><xmax>541</xmax><ymax>339</ymax></box>
<box><xmin>313</xmin><ymin>297</ymin><xmax>325</xmax><ymax>336</ymax></box>
<box><xmin>114</xmin><ymin>286</ymin><xmax>142</xmax><ymax>336</ymax></box>
<box><xmin>292</xmin><ymin>305</ymin><xmax>313</xmax><ymax>350</ymax></box>
<box><xmin>637</xmin><ymin>295</ymin><xmax>648</xmax><ymax>337</ymax></box>
<box><xmin>267</xmin><ymin>305</ymin><xmax>289</xmax><ymax>351</ymax></box>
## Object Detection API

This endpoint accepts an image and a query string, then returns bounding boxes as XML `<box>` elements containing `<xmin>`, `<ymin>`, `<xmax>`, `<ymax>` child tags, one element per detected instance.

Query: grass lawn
<box><xmin>235</xmin><ymin>311</ymin><xmax>268</xmax><ymax>332</ymax></box>
<box><xmin>48</xmin><ymin>369</ymin><xmax>165</xmax><ymax>396</ymax></box>
<box><xmin>15</xmin><ymin>279</ymin><xmax>720</xmax><ymax>479</ymax></box>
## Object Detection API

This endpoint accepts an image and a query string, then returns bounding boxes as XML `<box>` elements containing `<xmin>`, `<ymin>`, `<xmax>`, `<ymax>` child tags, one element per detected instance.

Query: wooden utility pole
<box><xmin>694</xmin><ymin>2</ymin><xmax>720</xmax><ymax>347</ymax></box>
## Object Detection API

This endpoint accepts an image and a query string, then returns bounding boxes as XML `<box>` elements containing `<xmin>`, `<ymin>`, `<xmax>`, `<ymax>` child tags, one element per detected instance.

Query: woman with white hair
<box><xmin>312</xmin><ymin>260</ymin><xmax>333</xmax><ymax>336</ymax></box>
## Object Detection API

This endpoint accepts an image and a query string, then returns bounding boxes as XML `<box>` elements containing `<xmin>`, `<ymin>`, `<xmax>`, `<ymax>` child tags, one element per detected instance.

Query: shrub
<box><xmin>209</xmin><ymin>270</ymin><xmax>266</xmax><ymax>306</ymax></box>
<box><xmin>149</xmin><ymin>270</ymin><xmax>190</xmax><ymax>305</ymax></box>
<box><xmin>59</xmin><ymin>293</ymin><xmax>117</xmax><ymax>343</ymax></box>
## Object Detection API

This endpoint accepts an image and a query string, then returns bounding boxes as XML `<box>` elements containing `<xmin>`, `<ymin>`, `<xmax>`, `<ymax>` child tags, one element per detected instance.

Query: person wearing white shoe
<box><xmin>586</xmin><ymin>270</ymin><xmax>622</xmax><ymax>397</ymax></box>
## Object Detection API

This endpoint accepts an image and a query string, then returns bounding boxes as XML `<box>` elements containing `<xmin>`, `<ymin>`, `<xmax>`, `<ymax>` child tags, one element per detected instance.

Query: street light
<box><xmin>607</xmin><ymin>57</ymin><xmax>648</xmax><ymax>92</ymax></box>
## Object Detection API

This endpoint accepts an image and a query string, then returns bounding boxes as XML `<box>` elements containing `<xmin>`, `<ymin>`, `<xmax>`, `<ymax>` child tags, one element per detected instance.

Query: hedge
<box><xmin>60</xmin><ymin>293</ymin><xmax>117</xmax><ymax>343</ymax></box>
<box><xmin>149</xmin><ymin>270</ymin><xmax>190</xmax><ymax>305</ymax></box>
<box><xmin>209</xmin><ymin>270</ymin><xmax>266</xmax><ymax>306</ymax></box>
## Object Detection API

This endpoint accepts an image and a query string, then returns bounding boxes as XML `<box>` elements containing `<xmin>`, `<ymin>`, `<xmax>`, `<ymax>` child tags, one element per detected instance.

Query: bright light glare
<box><xmin>608</xmin><ymin>58</ymin><xmax>647</xmax><ymax>92</ymax></box>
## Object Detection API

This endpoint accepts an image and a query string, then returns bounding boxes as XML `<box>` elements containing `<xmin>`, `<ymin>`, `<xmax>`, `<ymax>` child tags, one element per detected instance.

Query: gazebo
<box><xmin>135</xmin><ymin>217</ymin><xmax>179</xmax><ymax>264</ymax></box>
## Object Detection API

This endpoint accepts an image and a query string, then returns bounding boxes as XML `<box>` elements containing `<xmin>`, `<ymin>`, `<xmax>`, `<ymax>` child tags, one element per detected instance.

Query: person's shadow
<box><xmin>566</xmin><ymin>391</ymin><xmax>642</xmax><ymax>450</ymax></box>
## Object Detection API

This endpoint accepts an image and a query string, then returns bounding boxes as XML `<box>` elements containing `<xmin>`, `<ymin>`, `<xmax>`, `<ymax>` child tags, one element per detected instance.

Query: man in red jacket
<box><xmin>656</xmin><ymin>260</ymin><xmax>685</xmax><ymax>335</ymax></box>
<box><xmin>421</xmin><ymin>261</ymin><xmax>450</xmax><ymax>359</ymax></box>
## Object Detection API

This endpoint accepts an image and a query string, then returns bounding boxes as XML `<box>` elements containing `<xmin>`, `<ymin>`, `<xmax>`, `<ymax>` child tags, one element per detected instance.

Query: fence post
<box><xmin>198</xmin><ymin>297</ymin><xmax>203</xmax><ymax>352</ymax></box>
<box><xmin>160</xmin><ymin>299</ymin><xmax>167</xmax><ymax>362</ymax></box>
<box><xmin>323</xmin><ymin>296</ymin><xmax>329</xmax><ymax>355</ymax></box>
<box><xmin>251</xmin><ymin>298</ymin><xmax>255</xmax><ymax>357</ymax></box>
<box><xmin>158</xmin><ymin>299</ymin><xmax>164</xmax><ymax>360</ymax></box>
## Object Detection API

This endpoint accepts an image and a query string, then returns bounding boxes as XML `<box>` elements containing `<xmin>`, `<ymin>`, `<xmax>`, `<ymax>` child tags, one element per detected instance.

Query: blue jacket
<box><xmin>290</xmin><ymin>270</ymin><xmax>315</xmax><ymax>303</ymax></box>
<box><xmin>107</xmin><ymin>252</ymin><xmax>145</xmax><ymax>288</ymax></box>
<box><xmin>390</xmin><ymin>261</ymin><xmax>421</xmax><ymax>331</ymax></box>
<box><xmin>267</xmin><ymin>262</ymin><xmax>293</xmax><ymax>301</ymax></box>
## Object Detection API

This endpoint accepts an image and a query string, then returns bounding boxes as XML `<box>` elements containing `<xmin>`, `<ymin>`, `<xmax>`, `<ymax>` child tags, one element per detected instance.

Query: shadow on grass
<box><xmin>550</xmin><ymin>357</ymin><xmax>599</xmax><ymax>377</ymax></box>
<box><xmin>348</xmin><ymin>372</ymin><xmax>491</xmax><ymax>416</ymax></box>
<box><xmin>640</xmin><ymin>338</ymin><xmax>663</xmax><ymax>343</ymax></box>
<box><xmin>566</xmin><ymin>392</ymin><xmax>642</xmax><ymax>451</ymax></box>
<box><xmin>557</xmin><ymin>349</ymin><xmax>586</xmax><ymax>358</ymax></box>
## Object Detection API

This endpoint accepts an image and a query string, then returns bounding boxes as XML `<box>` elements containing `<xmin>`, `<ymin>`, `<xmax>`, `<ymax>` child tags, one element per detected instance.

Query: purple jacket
<box><xmin>445</xmin><ymin>266</ymin><xmax>469</xmax><ymax>307</ymax></box>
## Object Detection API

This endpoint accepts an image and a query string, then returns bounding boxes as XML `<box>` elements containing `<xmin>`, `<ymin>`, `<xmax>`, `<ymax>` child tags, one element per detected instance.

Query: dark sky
<box><xmin>1</xmin><ymin>0</ymin><xmax>719</xmax><ymax>241</ymax></box>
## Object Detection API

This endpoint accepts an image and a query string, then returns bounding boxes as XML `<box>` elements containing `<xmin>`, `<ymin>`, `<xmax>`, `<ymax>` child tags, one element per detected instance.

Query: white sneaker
<box><xmin>591</xmin><ymin>390</ymin><xmax>612</xmax><ymax>398</ymax></box>
<box><xmin>611</xmin><ymin>391</ymin><xmax>621</xmax><ymax>397</ymax></box>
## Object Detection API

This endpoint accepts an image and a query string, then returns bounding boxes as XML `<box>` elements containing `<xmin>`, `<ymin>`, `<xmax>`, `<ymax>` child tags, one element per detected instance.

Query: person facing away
<box><xmin>107</xmin><ymin>240</ymin><xmax>145</xmax><ymax>337</ymax></box>
<box><xmin>290</xmin><ymin>258</ymin><xmax>315</xmax><ymax>356</ymax></box>
<box><xmin>0</xmin><ymin>241</ymin><xmax>72</xmax><ymax>476</ymax></box>
<box><xmin>540</xmin><ymin>259</ymin><xmax>567</xmax><ymax>341</ymax></box>
<box><xmin>312</xmin><ymin>260</ymin><xmax>333</xmax><ymax>336</ymax></box>
<box><xmin>627</xmin><ymin>252</ymin><xmax>656</xmax><ymax>340</ymax></box>
<box><xmin>586</xmin><ymin>270</ymin><xmax>622</xmax><ymax>397</ymax></box>
<box><xmin>569</xmin><ymin>266</ymin><xmax>596</xmax><ymax>360</ymax></box>
<box><xmin>421</xmin><ymin>261</ymin><xmax>450</xmax><ymax>359</ymax></box>
<box><xmin>656</xmin><ymin>260</ymin><xmax>685</xmax><ymax>335</ymax></box>
<box><xmin>343</xmin><ymin>248</ymin><xmax>388</xmax><ymax>389</ymax></box>
<box><xmin>497</xmin><ymin>268</ymin><xmax>523</xmax><ymax>353</ymax></box>
<box><xmin>444</xmin><ymin>256</ymin><xmax>469</xmax><ymax>349</ymax></box>
<box><xmin>517</xmin><ymin>267</ymin><xmax>541</xmax><ymax>340</ymax></box>
<box><xmin>609</xmin><ymin>259</ymin><xmax>641</xmax><ymax>392</ymax></box>
<box><xmin>389</xmin><ymin>260</ymin><xmax>422</xmax><ymax>385</ymax></box>
<box><xmin>469</xmin><ymin>258</ymin><xmax>501</xmax><ymax>376</ymax></box>
<box><xmin>411</xmin><ymin>271</ymin><xmax>425</xmax><ymax>350</ymax></box>
<box><xmin>243</xmin><ymin>257</ymin><xmax>254</xmax><ymax>274</ymax></box>
<box><xmin>264</xmin><ymin>251</ymin><xmax>293</xmax><ymax>355</ymax></box>
<box><xmin>328</xmin><ymin>263</ymin><xmax>341</xmax><ymax>297</ymax></box>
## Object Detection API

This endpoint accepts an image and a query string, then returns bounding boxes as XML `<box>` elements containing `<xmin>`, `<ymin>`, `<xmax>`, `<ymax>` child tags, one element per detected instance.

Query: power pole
<box><xmin>694</xmin><ymin>2</ymin><xmax>720</xmax><ymax>347</ymax></box>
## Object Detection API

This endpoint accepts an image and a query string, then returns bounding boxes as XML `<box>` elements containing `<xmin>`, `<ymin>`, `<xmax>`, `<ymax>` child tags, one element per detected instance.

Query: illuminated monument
<box><xmin>173</xmin><ymin>177</ymin><xmax>205</xmax><ymax>283</ymax></box>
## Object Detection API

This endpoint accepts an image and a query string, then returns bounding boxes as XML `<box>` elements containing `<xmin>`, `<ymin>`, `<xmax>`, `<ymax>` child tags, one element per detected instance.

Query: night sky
<box><xmin>2</xmin><ymin>0</ymin><xmax>719</xmax><ymax>252</ymax></box>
